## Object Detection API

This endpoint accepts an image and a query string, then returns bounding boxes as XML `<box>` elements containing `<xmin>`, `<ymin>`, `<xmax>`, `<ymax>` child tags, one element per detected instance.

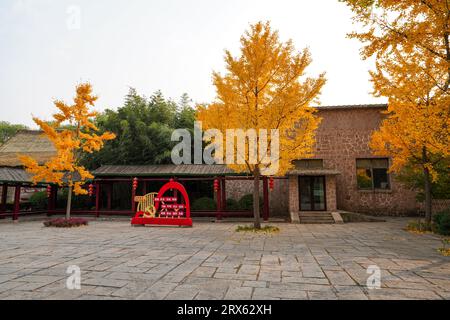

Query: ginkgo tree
<box><xmin>20</xmin><ymin>83</ymin><xmax>116</xmax><ymax>220</ymax></box>
<box><xmin>197</xmin><ymin>21</ymin><xmax>326</xmax><ymax>229</ymax></box>
<box><xmin>342</xmin><ymin>0</ymin><xmax>450</xmax><ymax>225</ymax></box>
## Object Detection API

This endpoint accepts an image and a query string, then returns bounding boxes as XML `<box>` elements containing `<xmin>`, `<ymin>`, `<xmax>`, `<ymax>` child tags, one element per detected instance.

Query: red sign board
<box><xmin>131</xmin><ymin>180</ymin><xmax>193</xmax><ymax>227</ymax></box>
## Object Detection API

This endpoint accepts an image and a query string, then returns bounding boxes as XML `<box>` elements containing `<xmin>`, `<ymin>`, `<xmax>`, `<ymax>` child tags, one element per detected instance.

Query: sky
<box><xmin>0</xmin><ymin>0</ymin><xmax>386</xmax><ymax>128</ymax></box>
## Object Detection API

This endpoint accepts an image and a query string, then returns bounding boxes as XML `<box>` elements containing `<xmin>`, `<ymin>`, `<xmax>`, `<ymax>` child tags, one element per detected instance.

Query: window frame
<box><xmin>356</xmin><ymin>158</ymin><xmax>391</xmax><ymax>191</ymax></box>
<box><xmin>293</xmin><ymin>159</ymin><xmax>324</xmax><ymax>170</ymax></box>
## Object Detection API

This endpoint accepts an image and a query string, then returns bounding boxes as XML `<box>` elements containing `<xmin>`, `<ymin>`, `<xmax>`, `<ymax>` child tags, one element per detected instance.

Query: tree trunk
<box><xmin>66</xmin><ymin>186</ymin><xmax>73</xmax><ymax>220</ymax></box>
<box><xmin>253</xmin><ymin>169</ymin><xmax>261</xmax><ymax>229</ymax></box>
<box><xmin>423</xmin><ymin>167</ymin><xmax>432</xmax><ymax>227</ymax></box>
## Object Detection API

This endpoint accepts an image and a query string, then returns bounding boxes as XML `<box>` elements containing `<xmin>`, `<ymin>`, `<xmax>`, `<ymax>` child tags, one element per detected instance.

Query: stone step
<box><xmin>299</xmin><ymin>213</ymin><xmax>332</xmax><ymax>217</ymax></box>
<box><xmin>299</xmin><ymin>212</ymin><xmax>335</xmax><ymax>224</ymax></box>
<box><xmin>300</xmin><ymin>220</ymin><xmax>335</xmax><ymax>224</ymax></box>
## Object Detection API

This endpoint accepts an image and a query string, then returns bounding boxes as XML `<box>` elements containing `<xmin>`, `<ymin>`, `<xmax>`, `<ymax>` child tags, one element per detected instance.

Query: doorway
<box><xmin>299</xmin><ymin>176</ymin><xmax>326</xmax><ymax>211</ymax></box>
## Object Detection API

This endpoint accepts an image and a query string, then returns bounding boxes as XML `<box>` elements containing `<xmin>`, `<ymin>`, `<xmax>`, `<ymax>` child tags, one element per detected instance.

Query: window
<box><xmin>356</xmin><ymin>158</ymin><xmax>390</xmax><ymax>190</ymax></box>
<box><xmin>293</xmin><ymin>159</ymin><xmax>324</xmax><ymax>170</ymax></box>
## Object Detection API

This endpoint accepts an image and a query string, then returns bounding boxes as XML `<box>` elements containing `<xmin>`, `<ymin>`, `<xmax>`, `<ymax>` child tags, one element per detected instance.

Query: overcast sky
<box><xmin>0</xmin><ymin>0</ymin><xmax>385</xmax><ymax>127</ymax></box>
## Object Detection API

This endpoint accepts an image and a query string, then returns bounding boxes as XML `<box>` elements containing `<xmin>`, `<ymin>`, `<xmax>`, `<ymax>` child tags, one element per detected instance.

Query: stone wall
<box><xmin>325</xmin><ymin>175</ymin><xmax>337</xmax><ymax>212</ymax></box>
<box><xmin>288</xmin><ymin>176</ymin><xmax>299</xmax><ymax>217</ymax></box>
<box><xmin>225</xmin><ymin>179</ymin><xmax>289</xmax><ymax>217</ymax></box>
<box><xmin>225</xmin><ymin>107</ymin><xmax>422</xmax><ymax>216</ymax></box>
<box><xmin>417</xmin><ymin>199</ymin><xmax>450</xmax><ymax>215</ymax></box>
<box><xmin>312</xmin><ymin>107</ymin><xmax>418</xmax><ymax>215</ymax></box>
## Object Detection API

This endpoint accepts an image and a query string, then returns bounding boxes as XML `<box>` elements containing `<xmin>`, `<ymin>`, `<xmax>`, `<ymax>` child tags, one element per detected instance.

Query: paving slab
<box><xmin>0</xmin><ymin>218</ymin><xmax>448</xmax><ymax>300</ymax></box>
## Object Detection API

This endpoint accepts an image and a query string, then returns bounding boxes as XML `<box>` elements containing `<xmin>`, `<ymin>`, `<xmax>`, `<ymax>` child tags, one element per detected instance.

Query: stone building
<box><xmin>285</xmin><ymin>104</ymin><xmax>418</xmax><ymax>221</ymax></box>
<box><xmin>224</xmin><ymin>104</ymin><xmax>420</xmax><ymax>222</ymax></box>
<box><xmin>0</xmin><ymin>106</ymin><xmax>425</xmax><ymax>223</ymax></box>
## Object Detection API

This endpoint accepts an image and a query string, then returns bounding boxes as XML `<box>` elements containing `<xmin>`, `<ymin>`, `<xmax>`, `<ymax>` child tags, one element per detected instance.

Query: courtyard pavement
<box><xmin>0</xmin><ymin>218</ymin><xmax>449</xmax><ymax>300</ymax></box>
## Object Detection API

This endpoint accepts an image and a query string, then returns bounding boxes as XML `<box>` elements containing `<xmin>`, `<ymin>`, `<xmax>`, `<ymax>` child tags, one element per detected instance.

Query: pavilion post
<box><xmin>221</xmin><ymin>177</ymin><xmax>226</xmax><ymax>211</ymax></box>
<box><xmin>47</xmin><ymin>185</ymin><xmax>52</xmax><ymax>215</ymax></box>
<box><xmin>263</xmin><ymin>176</ymin><xmax>269</xmax><ymax>222</ymax></box>
<box><xmin>216</xmin><ymin>179</ymin><xmax>222</xmax><ymax>221</ymax></box>
<box><xmin>95</xmin><ymin>182</ymin><xmax>101</xmax><ymax>218</ymax></box>
<box><xmin>131</xmin><ymin>179</ymin><xmax>137</xmax><ymax>214</ymax></box>
<box><xmin>13</xmin><ymin>184</ymin><xmax>21</xmax><ymax>221</ymax></box>
<box><xmin>48</xmin><ymin>185</ymin><xmax>57</xmax><ymax>216</ymax></box>
<box><xmin>52</xmin><ymin>185</ymin><xmax>58</xmax><ymax>211</ymax></box>
<box><xmin>142</xmin><ymin>181</ymin><xmax>147</xmax><ymax>195</ymax></box>
<box><xmin>1</xmin><ymin>183</ymin><xmax>8</xmax><ymax>213</ymax></box>
<box><xmin>106</xmin><ymin>183</ymin><xmax>112</xmax><ymax>210</ymax></box>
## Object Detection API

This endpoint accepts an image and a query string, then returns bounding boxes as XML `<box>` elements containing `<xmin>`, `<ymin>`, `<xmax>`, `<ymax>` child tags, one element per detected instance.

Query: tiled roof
<box><xmin>0</xmin><ymin>167</ymin><xmax>33</xmax><ymax>183</ymax></box>
<box><xmin>0</xmin><ymin>130</ymin><xmax>56</xmax><ymax>167</ymax></box>
<box><xmin>287</xmin><ymin>169</ymin><xmax>341</xmax><ymax>176</ymax></box>
<box><xmin>92</xmin><ymin>164</ymin><xmax>242</xmax><ymax>177</ymax></box>
<box><xmin>314</xmin><ymin>104</ymin><xmax>388</xmax><ymax>110</ymax></box>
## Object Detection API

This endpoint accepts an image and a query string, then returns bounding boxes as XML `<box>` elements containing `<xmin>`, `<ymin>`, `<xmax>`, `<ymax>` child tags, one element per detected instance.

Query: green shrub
<box><xmin>56</xmin><ymin>189</ymin><xmax>92</xmax><ymax>210</ymax></box>
<box><xmin>225</xmin><ymin>198</ymin><xmax>240</xmax><ymax>210</ymax></box>
<box><xmin>192</xmin><ymin>197</ymin><xmax>216</xmax><ymax>211</ymax></box>
<box><xmin>406</xmin><ymin>220</ymin><xmax>431</xmax><ymax>233</ymax></box>
<box><xmin>29</xmin><ymin>191</ymin><xmax>47</xmax><ymax>210</ymax></box>
<box><xmin>238</xmin><ymin>194</ymin><xmax>263</xmax><ymax>211</ymax></box>
<box><xmin>433</xmin><ymin>209</ymin><xmax>450</xmax><ymax>236</ymax></box>
<box><xmin>236</xmin><ymin>225</ymin><xmax>280</xmax><ymax>233</ymax></box>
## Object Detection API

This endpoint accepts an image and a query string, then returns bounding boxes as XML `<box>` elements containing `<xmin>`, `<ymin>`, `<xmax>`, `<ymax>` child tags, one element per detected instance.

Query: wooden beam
<box><xmin>216</xmin><ymin>179</ymin><xmax>222</xmax><ymax>221</ymax></box>
<box><xmin>106</xmin><ymin>183</ymin><xmax>112</xmax><ymax>210</ymax></box>
<box><xmin>131</xmin><ymin>180</ymin><xmax>137</xmax><ymax>213</ymax></box>
<box><xmin>95</xmin><ymin>182</ymin><xmax>101</xmax><ymax>218</ymax></box>
<box><xmin>13</xmin><ymin>184</ymin><xmax>21</xmax><ymax>221</ymax></box>
<box><xmin>221</xmin><ymin>177</ymin><xmax>226</xmax><ymax>211</ymax></box>
<box><xmin>1</xmin><ymin>183</ymin><xmax>8</xmax><ymax>213</ymax></box>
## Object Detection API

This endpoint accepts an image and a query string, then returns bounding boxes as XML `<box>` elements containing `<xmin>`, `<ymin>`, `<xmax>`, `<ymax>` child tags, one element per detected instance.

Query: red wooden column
<box><xmin>13</xmin><ymin>184</ymin><xmax>21</xmax><ymax>221</ymax></box>
<box><xmin>263</xmin><ymin>177</ymin><xmax>269</xmax><ymax>221</ymax></box>
<box><xmin>52</xmin><ymin>185</ymin><xmax>58</xmax><ymax>211</ymax></box>
<box><xmin>106</xmin><ymin>183</ymin><xmax>112</xmax><ymax>210</ymax></box>
<box><xmin>216</xmin><ymin>179</ymin><xmax>222</xmax><ymax>221</ymax></box>
<box><xmin>221</xmin><ymin>177</ymin><xmax>226</xmax><ymax>211</ymax></box>
<box><xmin>142</xmin><ymin>181</ymin><xmax>147</xmax><ymax>195</ymax></box>
<box><xmin>95</xmin><ymin>182</ymin><xmax>101</xmax><ymax>218</ymax></box>
<box><xmin>131</xmin><ymin>178</ymin><xmax>138</xmax><ymax>214</ymax></box>
<box><xmin>1</xmin><ymin>183</ymin><xmax>8</xmax><ymax>213</ymax></box>
<box><xmin>47</xmin><ymin>185</ymin><xmax>53</xmax><ymax>215</ymax></box>
<box><xmin>47</xmin><ymin>185</ymin><xmax>57</xmax><ymax>216</ymax></box>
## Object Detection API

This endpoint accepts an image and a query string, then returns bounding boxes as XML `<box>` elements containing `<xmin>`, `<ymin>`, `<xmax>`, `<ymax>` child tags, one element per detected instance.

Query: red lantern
<box><xmin>88</xmin><ymin>184</ymin><xmax>94</xmax><ymax>197</ymax></box>
<box><xmin>213</xmin><ymin>179</ymin><xmax>219</xmax><ymax>193</ymax></box>
<box><xmin>46</xmin><ymin>185</ymin><xmax>52</xmax><ymax>198</ymax></box>
<box><xmin>269</xmin><ymin>177</ymin><xmax>274</xmax><ymax>191</ymax></box>
<box><xmin>133</xmin><ymin>178</ymin><xmax>139</xmax><ymax>191</ymax></box>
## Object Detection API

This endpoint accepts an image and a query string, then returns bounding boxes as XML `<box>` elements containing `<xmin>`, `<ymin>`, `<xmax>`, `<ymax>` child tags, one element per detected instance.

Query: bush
<box><xmin>238</xmin><ymin>194</ymin><xmax>263</xmax><ymax>211</ymax></box>
<box><xmin>406</xmin><ymin>220</ymin><xmax>432</xmax><ymax>233</ymax></box>
<box><xmin>236</xmin><ymin>225</ymin><xmax>280</xmax><ymax>233</ymax></box>
<box><xmin>29</xmin><ymin>191</ymin><xmax>48</xmax><ymax>210</ymax></box>
<box><xmin>191</xmin><ymin>197</ymin><xmax>216</xmax><ymax>211</ymax></box>
<box><xmin>56</xmin><ymin>189</ymin><xmax>92</xmax><ymax>210</ymax></box>
<box><xmin>44</xmin><ymin>218</ymin><xmax>89</xmax><ymax>228</ymax></box>
<box><xmin>225</xmin><ymin>198</ymin><xmax>240</xmax><ymax>210</ymax></box>
<box><xmin>433</xmin><ymin>209</ymin><xmax>450</xmax><ymax>236</ymax></box>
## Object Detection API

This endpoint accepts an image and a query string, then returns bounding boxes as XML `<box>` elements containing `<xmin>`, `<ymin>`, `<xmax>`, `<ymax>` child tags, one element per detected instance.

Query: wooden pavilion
<box><xmin>0</xmin><ymin>131</ymin><xmax>275</xmax><ymax>221</ymax></box>
<box><xmin>0</xmin><ymin>130</ymin><xmax>55</xmax><ymax>220</ymax></box>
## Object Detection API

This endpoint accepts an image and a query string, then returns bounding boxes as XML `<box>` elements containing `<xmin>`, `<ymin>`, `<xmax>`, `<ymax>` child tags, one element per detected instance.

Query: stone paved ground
<box><xmin>0</xmin><ymin>218</ymin><xmax>449</xmax><ymax>300</ymax></box>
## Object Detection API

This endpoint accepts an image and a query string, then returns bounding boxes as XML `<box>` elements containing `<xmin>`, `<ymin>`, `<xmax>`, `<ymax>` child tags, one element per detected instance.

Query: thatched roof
<box><xmin>93</xmin><ymin>164</ymin><xmax>241</xmax><ymax>177</ymax></box>
<box><xmin>0</xmin><ymin>130</ymin><xmax>56</xmax><ymax>167</ymax></box>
